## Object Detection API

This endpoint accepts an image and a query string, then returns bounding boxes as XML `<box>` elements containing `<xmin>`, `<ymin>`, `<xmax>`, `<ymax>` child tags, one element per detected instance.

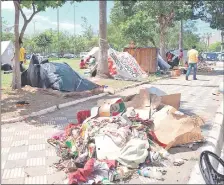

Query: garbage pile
<box><xmin>47</xmin><ymin>87</ymin><xmax>204</xmax><ymax>184</ymax></box>
<box><xmin>197</xmin><ymin>61</ymin><xmax>214</xmax><ymax>72</ymax></box>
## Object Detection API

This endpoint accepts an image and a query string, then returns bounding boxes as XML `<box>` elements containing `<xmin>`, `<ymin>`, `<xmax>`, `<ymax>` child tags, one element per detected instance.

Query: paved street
<box><xmin>1</xmin><ymin>69</ymin><xmax>223</xmax><ymax>184</ymax></box>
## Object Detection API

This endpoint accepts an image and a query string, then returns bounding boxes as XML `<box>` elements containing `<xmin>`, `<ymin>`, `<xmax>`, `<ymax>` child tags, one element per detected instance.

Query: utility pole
<box><xmin>221</xmin><ymin>30</ymin><xmax>224</xmax><ymax>62</ymax></box>
<box><xmin>57</xmin><ymin>8</ymin><xmax>59</xmax><ymax>59</ymax></box>
<box><xmin>73</xmin><ymin>3</ymin><xmax>76</xmax><ymax>57</ymax></box>
<box><xmin>179</xmin><ymin>19</ymin><xmax>183</xmax><ymax>50</ymax></box>
<box><xmin>0</xmin><ymin>1</ymin><xmax>2</xmax><ymax>70</ymax></box>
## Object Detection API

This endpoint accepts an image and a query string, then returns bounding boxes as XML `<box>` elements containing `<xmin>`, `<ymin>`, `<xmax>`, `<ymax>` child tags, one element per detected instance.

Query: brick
<box><xmin>24</xmin><ymin>166</ymin><xmax>47</xmax><ymax>177</ymax></box>
<box><xmin>4</xmin><ymin>159</ymin><xmax>26</xmax><ymax>169</ymax></box>
<box><xmin>25</xmin><ymin>175</ymin><xmax>47</xmax><ymax>184</ymax></box>
<box><xmin>28</xmin><ymin>144</ymin><xmax>45</xmax><ymax>151</ymax></box>
<box><xmin>26</xmin><ymin>158</ymin><xmax>46</xmax><ymax>166</ymax></box>
<box><xmin>2</xmin><ymin>168</ymin><xmax>25</xmax><ymax>179</ymax></box>
<box><xmin>12</xmin><ymin>140</ymin><xmax>28</xmax><ymax>147</ymax></box>
<box><xmin>8</xmin><ymin>152</ymin><xmax>27</xmax><ymax>160</ymax></box>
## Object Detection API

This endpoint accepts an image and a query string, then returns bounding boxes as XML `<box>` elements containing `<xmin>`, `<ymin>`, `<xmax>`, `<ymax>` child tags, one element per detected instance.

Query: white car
<box><xmin>80</xmin><ymin>52</ymin><xmax>88</xmax><ymax>59</ymax></box>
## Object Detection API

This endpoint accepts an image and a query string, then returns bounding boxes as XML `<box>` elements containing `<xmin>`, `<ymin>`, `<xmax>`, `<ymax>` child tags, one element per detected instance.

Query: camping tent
<box><xmin>1</xmin><ymin>41</ymin><xmax>14</xmax><ymax>65</ymax></box>
<box><xmin>22</xmin><ymin>55</ymin><xmax>99</xmax><ymax>92</ymax></box>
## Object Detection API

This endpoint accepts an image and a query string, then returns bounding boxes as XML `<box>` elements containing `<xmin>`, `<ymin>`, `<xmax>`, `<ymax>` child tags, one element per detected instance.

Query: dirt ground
<box><xmin>1</xmin><ymin>86</ymin><xmax>81</xmax><ymax>120</ymax></box>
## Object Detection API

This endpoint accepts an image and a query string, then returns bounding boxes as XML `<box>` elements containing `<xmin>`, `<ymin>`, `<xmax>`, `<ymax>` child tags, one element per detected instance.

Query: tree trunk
<box><xmin>179</xmin><ymin>19</ymin><xmax>183</xmax><ymax>50</ymax></box>
<box><xmin>159</xmin><ymin>25</ymin><xmax>166</xmax><ymax>61</ymax></box>
<box><xmin>19</xmin><ymin>21</ymin><xmax>29</xmax><ymax>41</ymax></box>
<box><xmin>97</xmin><ymin>1</ymin><xmax>109</xmax><ymax>78</ymax></box>
<box><xmin>12</xmin><ymin>1</ymin><xmax>21</xmax><ymax>90</ymax></box>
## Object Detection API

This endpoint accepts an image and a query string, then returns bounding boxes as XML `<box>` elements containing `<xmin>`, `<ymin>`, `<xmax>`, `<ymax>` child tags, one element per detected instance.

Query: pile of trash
<box><xmin>197</xmin><ymin>61</ymin><xmax>214</xmax><ymax>72</ymax></box>
<box><xmin>47</xmin><ymin>87</ymin><xmax>204</xmax><ymax>184</ymax></box>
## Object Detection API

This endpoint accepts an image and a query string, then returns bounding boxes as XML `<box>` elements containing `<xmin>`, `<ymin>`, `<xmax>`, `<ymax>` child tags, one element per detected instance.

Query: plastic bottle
<box><xmin>138</xmin><ymin>167</ymin><xmax>164</xmax><ymax>180</ymax></box>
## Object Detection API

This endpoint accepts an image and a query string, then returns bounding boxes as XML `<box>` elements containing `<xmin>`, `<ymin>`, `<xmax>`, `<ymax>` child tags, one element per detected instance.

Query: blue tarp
<box><xmin>157</xmin><ymin>54</ymin><xmax>171</xmax><ymax>70</ymax></box>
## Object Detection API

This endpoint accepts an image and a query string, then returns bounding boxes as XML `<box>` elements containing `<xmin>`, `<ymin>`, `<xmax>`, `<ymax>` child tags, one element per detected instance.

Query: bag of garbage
<box><xmin>116</xmin><ymin>139</ymin><xmax>149</xmax><ymax>168</ymax></box>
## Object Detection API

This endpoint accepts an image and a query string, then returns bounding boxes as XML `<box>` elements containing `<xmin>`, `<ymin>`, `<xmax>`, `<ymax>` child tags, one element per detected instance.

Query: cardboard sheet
<box><xmin>153</xmin><ymin>105</ymin><xmax>204</xmax><ymax>150</ymax></box>
<box><xmin>125</xmin><ymin>87</ymin><xmax>181</xmax><ymax>110</ymax></box>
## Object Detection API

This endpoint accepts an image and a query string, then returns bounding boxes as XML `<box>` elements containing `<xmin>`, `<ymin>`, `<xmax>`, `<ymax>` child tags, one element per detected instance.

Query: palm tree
<box><xmin>12</xmin><ymin>1</ymin><xmax>21</xmax><ymax>89</ymax></box>
<box><xmin>97</xmin><ymin>0</ymin><xmax>109</xmax><ymax>78</ymax></box>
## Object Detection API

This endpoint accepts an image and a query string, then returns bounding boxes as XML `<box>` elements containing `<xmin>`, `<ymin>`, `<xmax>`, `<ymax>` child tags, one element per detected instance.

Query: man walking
<box><xmin>186</xmin><ymin>46</ymin><xmax>198</xmax><ymax>80</ymax></box>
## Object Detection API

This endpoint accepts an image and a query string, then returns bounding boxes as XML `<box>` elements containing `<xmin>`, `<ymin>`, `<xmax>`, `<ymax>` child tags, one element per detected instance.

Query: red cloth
<box><xmin>149</xmin><ymin>131</ymin><xmax>167</xmax><ymax>148</ymax></box>
<box><xmin>77</xmin><ymin>110</ymin><xmax>91</xmax><ymax>124</ymax></box>
<box><xmin>167</xmin><ymin>53</ymin><xmax>173</xmax><ymax>62</ymax></box>
<box><xmin>64</xmin><ymin>123</ymin><xmax>81</xmax><ymax>137</ymax></box>
<box><xmin>80</xmin><ymin>61</ymin><xmax>86</xmax><ymax>69</ymax></box>
<box><xmin>84</xmin><ymin>56</ymin><xmax>91</xmax><ymax>64</ymax></box>
<box><xmin>69</xmin><ymin>158</ymin><xmax>95</xmax><ymax>184</ymax></box>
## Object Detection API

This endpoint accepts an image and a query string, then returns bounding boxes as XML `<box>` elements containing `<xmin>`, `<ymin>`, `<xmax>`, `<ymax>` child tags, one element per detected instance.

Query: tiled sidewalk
<box><xmin>1</xmin><ymin>70</ymin><xmax>223</xmax><ymax>184</ymax></box>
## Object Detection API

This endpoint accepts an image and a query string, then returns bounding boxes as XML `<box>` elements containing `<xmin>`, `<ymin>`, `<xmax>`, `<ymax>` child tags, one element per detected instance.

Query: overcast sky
<box><xmin>1</xmin><ymin>1</ymin><xmax>219</xmax><ymax>38</ymax></box>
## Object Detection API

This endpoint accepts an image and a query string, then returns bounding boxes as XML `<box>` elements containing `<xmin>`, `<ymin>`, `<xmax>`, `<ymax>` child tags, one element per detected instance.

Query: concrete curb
<box><xmin>2</xmin><ymin>76</ymin><xmax>165</xmax><ymax>124</ymax></box>
<box><xmin>188</xmin><ymin>100</ymin><xmax>224</xmax><ymax>184</ymax></box>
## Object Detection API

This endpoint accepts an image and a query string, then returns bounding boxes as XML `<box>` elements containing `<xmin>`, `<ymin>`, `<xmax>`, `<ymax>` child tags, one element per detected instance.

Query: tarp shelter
<box><xmin>1</xmin><ymin>41</ymin><xmax>14</xmax><ymax>65</ymax></box>
<box><xmin>21</xmin><ymin>55</ymin><xmax>99</xmax><ymax>92</ymax></box>
<box><xmin>84</xmin><ymin>47</ymin><xmax>147</xmax><ymax>81</ymax></box>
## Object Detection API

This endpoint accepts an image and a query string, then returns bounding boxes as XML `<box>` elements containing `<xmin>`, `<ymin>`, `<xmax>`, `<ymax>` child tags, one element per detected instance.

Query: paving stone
<box><xmin>26</xmin><ymin>157</ymin><xmax>46</xmax><ymax>167</ymax></box>
<box><xmin>28</xmin><ymin>144</ymin><xmax>46</xmax><ymax>151</ymax></box>
<box><xmin>4</xmin><ymin>159</ymin><xmax>27</xmax><ymax>169</ymax></box>
<box><xmin>2</xmin><ymin>168</ymin><xmax>25</xmax><ymax>179</ymax></box>
<box><xmin>45</xmin><ymin>156</ymin><xmax>60</xmax><ymax>166</ymax></box>
<box><xmin>24</xmin><ymin>166</ymin><xmax>48</xmax><ymax>177</ymax></box>
<box><xmin>24</xmin><ymin>175</ymin><xmax>47</xmax><ymax>184</ymax></box>
<box><xmin>9</xmin><ymin>145</ymin><xmax>28</xmax><ymax>153</ymax></box>
<box><xmin>28</xmin><ymin>138</ymin><xmax>46</xmax><ymax>145</ymax></box>
<box><xmin>1</xmin><ymin>177</ymin><xmax>25</xmax><ymax>184</ymax></box>
<box><xmin>47</xmin><ymin>171</ymin><xmax>67</xmax><ymax>184</ymax></box>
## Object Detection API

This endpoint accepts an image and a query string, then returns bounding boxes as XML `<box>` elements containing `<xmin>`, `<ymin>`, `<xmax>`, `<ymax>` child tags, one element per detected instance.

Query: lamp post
<box><xmin>221</xmin><ymin>30</ymin><xmax>224</xmax><ymax>61</ymax></box>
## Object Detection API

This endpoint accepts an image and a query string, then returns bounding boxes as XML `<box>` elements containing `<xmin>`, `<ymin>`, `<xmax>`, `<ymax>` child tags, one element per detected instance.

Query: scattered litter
<box><xmin>138</xmin><ymin>167</ymin><xmax>167</xmax><ymax>180</ymax></box>
<box><xmin>173</xmin><ymin>159</ymin><xmax>185</xmax><ymax>166</ymax></box>
<box><xmin>16</xmin><ymin>101</ymin><xmax>29</xmax><ymax>107</ymax></box>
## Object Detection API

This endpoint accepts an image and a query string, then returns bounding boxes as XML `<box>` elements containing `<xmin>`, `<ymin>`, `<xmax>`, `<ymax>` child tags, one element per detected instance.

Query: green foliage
<box><xmin>195</xmin><ymin>1</ymin><xmax>224</xmax><ymax>30</ymax></box>
<box><xmin>107</xmin><ymin>23</ymin><xmax>127</xmax><ymax>51</ymax></box>
<box><xmin>208</xmin><ymin>42</ymin><xmax>222</xmax><ymax>52</ymax></box>
<box><xmin>120</xmin><ymin>11</ymin><xmax>157</xmax><ymax>47</ymax></box>
<box><xmin>1</xmin><ymin>32</ymin><xmax>14</xmax><ymax>42</ymax></box>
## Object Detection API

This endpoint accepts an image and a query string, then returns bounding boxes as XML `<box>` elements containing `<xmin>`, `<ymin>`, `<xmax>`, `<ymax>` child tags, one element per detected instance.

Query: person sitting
<box><xmin>79</xmin><ymin>59</ymin><xmax>86</xmax><ymax>69</ymax></box>
<box><xmin>88</xmin><ymin>56</ymin><xmax>96</xmax><ymax>67</ymax></box>
<box><xmin>84</xmin><ymin>55</ymin><xmax>91</xmax><ymax>65</ymax></box>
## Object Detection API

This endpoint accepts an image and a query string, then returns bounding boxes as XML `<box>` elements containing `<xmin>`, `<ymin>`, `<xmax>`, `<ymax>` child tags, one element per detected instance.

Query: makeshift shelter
<box><xmin>21</xmin><ymin>55</ymin><xmax>99</xmax><ymax>92</ymax></box>
<box><xmin>84</xmin><ymin>47</ymin><xmax>147</xmax><ymax>81</ymax></box>
<box><xmin>1</xmin><ymin>41</ymin><xmax>14</xmax><ymax>66</ymax></box>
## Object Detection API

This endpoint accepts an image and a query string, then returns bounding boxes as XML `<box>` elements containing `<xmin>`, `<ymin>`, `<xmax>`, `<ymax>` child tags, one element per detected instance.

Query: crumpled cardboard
<box><xmin>153</xmin><ymin>105</ymin><xmax>204</xmax><ymax>150</ymax></box>
<box><xmin>125</xmin><ymin>87</ymin><xmax>181</xmax><ymax>110</ymax></box>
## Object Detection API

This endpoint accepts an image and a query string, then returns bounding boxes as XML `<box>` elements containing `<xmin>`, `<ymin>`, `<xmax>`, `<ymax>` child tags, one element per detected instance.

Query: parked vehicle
<box><xmin>80</xmin><ymin>52</ymin><xmax>88</xmax><ymax>58</ymax></box>
<box><xmin>63</xmin><ymin>53</ymin><xmax>74</xmax><ymax>59</ymax></box>
<box><xmin>26</xmin><ymin>54</ymin><xmax>31</xmax><ymax>59</ymax></box>
<box><xmin>206</xmin><ymin>52</ymin><xmax>218</xmax><ymax>61</ymax></box>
